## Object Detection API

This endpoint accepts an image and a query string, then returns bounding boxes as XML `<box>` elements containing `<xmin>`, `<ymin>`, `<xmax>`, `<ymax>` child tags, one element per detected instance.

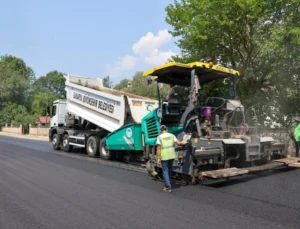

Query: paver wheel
<box><xmin>99</xmin><ymin>138</ymin><xmax>111</xmax><ymax>160</ymax></box>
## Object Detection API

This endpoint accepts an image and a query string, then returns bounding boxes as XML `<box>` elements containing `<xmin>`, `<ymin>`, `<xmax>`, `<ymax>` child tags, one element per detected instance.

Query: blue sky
<box><xmin>0</xmin><ymin>0</ymin><xmax>180</xmax><ymax>84</ymax></box>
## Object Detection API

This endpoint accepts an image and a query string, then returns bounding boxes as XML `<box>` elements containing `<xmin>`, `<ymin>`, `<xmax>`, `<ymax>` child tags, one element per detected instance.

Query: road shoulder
<box><xmin>0</xmin><ymin>132</ymin><xmax>48</xmax><ymax>142</ymax></box>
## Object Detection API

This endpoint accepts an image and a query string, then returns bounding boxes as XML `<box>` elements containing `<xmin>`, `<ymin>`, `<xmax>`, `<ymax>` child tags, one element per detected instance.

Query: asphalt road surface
<box><xmin>0</xmin><ymin>136</ymin><xmax>300</xmax><ymax>229</ymax></box>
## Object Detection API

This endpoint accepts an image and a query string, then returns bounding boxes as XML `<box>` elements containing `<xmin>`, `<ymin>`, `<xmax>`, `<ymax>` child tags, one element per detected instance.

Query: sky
<box><xmin>0</xmin><ymin>0</ymin><xmax>180</xmax><ymax>84</ymax></box>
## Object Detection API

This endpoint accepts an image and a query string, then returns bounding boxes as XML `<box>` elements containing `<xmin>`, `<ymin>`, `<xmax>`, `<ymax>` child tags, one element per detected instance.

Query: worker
<box><xmin>165</xmin><ymin>84</ymin><xmax>176</xmax><ymax>114</ymax></box>
<box><xmin>166</xmin><ymin>84</ymin><xmax>175</xmax><ymax>100</ymax></box>
<box><xmin>294</xmin><ymin>117</ymin><xmax>300</xmax><ymax>157</ymax></box>
<box><xmin>156</xmin><ymin>125</ymin><xmax>188</xmax><ymax>193</ymax></box>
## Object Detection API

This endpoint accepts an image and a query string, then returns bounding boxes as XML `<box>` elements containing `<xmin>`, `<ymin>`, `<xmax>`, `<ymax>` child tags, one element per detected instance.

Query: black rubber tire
<box><xmin>99</xmin><ymin>138</ymin><xmax>111</xmax><ymax>160</ymax></box>
<box><xmin>86</xmin><ymin>136</ymin><xmax>99</xmax><ymax>157</ymax></box>
<box><xmin>62</xmin><ymin>134</ymin><xmax>73</xmax><ymax>152</ymax></box>
<box><xmin>52</xmin><ymin>133</ymin><xmax>60</xmax><ymax>150</ymax></box>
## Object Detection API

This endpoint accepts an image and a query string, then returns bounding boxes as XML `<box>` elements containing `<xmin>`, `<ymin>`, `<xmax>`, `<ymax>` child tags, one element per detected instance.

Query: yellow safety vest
<box><xmin>159</xmin><ymin>133</ymin><xmax>176</xmax><ymax>161</ymax></box>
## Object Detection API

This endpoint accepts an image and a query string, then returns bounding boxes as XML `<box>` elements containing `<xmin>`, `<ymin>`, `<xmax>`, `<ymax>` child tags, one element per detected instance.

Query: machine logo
<box><xmin>147</xmin><ymin>104</ymin><xmax>154</xmax><ymax>111</ymax></box>
<box><xmin>126</xmin><ymin>128</ymin><xmax>133</xmax><ymax>138</ymax></box>
<box><xmin>157</xmin><ymin>109</ymin><xmax>162</xmax><ymax>118</ymax></box>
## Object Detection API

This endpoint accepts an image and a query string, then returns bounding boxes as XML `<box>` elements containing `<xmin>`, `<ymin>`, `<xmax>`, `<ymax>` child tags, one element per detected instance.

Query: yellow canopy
<box><xmin>143</xmin><ymin>62</ymin><xmax>240</xmax><ymax>86</ymax></box>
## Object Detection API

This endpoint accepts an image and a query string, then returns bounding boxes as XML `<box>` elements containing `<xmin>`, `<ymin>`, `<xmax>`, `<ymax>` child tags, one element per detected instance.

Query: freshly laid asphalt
<box><xmin>0</xmin><ymin>135</ymin><xmax>299</xmax><ymax>229</ymax></box>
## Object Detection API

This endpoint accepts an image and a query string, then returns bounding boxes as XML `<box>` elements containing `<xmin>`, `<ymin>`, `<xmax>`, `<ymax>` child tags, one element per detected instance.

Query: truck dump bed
<box><xmin>64</xmin><ymin>74</ymin><xmax>159</xmax><ymax>133</ymax></box>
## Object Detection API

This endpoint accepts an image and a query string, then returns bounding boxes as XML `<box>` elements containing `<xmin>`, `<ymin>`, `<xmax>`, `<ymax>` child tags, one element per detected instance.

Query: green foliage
<box><xmin>103</xmin><ymin>76</ymin><xmax>113</xmax><ymax>88</ymax></box>
<box><xmin>31</xmin><ymin>92</ymin><xmax>59</xmax><ymax>116</ymax></box>
<box><xmin>165</xmin><ymin>0</ymin><xmax>300</xmax><ymax>126</ymax></box>
<box><xmin>33</xmin><ymin>70</ymin><xmax>66</xmax><ymax>98</ymax></box>
<box><xmin>0</xmin><ymin>102</ymin><xmax>36</xmax><ymax>127</ymax></box>
<box><xmin>127</xmin><ymin>72</ymin><xmax>168</xmax><ymax>99</ymax></box>
<box><xmin>12</xmin><ymin>114</ymin><xmax>37</xmax><ymax>127</ymax></box>
<box><xmin>0</xmin><ymin>57</ymin><xmax>65</xmax><ymax>126</ymax></box>
<box><xmin>0</xmin><ymin>55</ymin><xmax>35</xmax><ymax>82</ymax></box>
<box><xmin>114</xmin><ymin>78</ymin><xmax>130</xmax><ymax>90</ymax></box>
<box><xmin>0</xmin><ymin>55</ymin><xmax>35</xmax><ymax>108</ymax></box>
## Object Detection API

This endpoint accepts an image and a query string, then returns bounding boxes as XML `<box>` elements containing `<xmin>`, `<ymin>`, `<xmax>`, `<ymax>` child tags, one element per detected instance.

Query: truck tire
<box><xmin>62</xmin><ymin>134</ymin><xmax>73</xmax><ymax>152</ymax></box>
<box><xmin>99</xmin><ymin>138</ymin><xmax>111</xmax><ymax>160</ymax></box>
<box><xmin>52</xmin><ymin>134</ymin><xmax>60</xmax><ymax>150</ymax></box>
<box><xmin>86</xmin><ymin>136</ymin><xmax>99</xmax><ymax>157</ymax></box>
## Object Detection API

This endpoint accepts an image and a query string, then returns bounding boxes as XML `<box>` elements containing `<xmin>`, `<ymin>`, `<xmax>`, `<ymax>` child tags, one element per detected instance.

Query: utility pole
<box><xmin>45</xmin><ymin>82</ymin><xmax>50</xmax><ymax>125</ymax></box>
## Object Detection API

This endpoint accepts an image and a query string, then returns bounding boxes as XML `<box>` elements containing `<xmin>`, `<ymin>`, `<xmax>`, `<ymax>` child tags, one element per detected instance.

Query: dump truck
<box><xmin>48</xmin><ymin>62</ymin><xmax>300</xmax><ymax>184</ymax></box>
<box><xmin>49</xmin><ymin>74</ymin><xmax>159</xmax><ymax>159</ymax></box>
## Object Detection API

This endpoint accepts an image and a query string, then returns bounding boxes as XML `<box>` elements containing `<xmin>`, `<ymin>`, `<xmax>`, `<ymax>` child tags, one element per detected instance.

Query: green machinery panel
<box><xmin>106</xmin><ymin>109</ymin><xmax>185</xmax><ymax>151</ymax></box>
<box><xmin>141</xmin><ymin>109</ymin><xmax>184</xmax><ymax>146</ymax></box>
<box><xmin>106</xmin><ymin>123</ymin><xmax>143</xmax><ymax>151</ymax></box>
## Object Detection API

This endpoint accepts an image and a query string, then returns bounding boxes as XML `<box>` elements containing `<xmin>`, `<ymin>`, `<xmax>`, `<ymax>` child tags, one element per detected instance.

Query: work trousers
<box><xmin>295</xmin><ymin>141</ymin><xmax>300</xmax><ymax>158</ymax></box>
<box><xmin>161</xmin><ymin>159</ymin><xmax>174</xmax><ymax>189</ymax></box>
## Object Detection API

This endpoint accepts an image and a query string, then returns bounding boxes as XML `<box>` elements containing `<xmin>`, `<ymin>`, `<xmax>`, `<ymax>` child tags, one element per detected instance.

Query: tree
<box><xmin>165</xmin><ymin>0</ymin><xmax>300</xmax><ymax>126</ymax></box>
<box><xmin>103</xmin><ymin>76</ymin><xmax>113</xmax><ymax>88</ymax></box>
<box><xmin>0</xmin><ymin>102</ymin><xmax>36</xmax><ymax>127</ymax></box>
<box><xmin>128</xmin><ymin>72</ymin><xmax>169</xmax><ymax>99</ymax></box>
<box><xmin>29</xmin><ymin>70</ymin><xmax>65</xmax><ymax>115</ymax></box>
<box><xmin>0</xmin><ymin>55</ymin><xmax>35</xmax><ymax>82</ymax></box>
<box><xmin>114</xmin><ymin>79</ymin><xmax>130</xmax><ymax>90</ymax></box>
<box><xmin>31</xmin><ymin>92</ymin><xmax>59</xmax><ymax>116</ymax></box>
<box><xmin>0</xmin><ymin>55</ymin><xmax>35</xmax><ymax>109</ymax></box>
<box><xmin>33</xmin><ymin>70</ymin><xmax>66</xmax><ymax>98</ymax></box>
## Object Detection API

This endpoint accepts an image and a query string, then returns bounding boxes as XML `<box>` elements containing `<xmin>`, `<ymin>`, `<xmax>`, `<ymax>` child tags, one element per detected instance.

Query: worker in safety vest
<box><xmin>156</xmin><ymin>125</ymin><xmax>188</xmax><ymax>193</ymax></box>
<box><xmin>294</xmin><ymin>117</ymin><xmax>300</xmax><ymax>157</ymax></box>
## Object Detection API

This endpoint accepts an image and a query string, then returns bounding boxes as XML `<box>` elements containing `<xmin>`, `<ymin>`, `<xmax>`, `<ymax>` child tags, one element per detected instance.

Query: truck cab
<box><xmin>50</xmin><ymin>100</ymin><xmax>67</xmax><ymax>128</ymax></box>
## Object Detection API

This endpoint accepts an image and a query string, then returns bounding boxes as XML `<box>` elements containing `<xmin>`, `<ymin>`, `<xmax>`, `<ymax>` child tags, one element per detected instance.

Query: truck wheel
<box><xmin>86</xmin><ymin>136</ymin><xmax>99</xmax><ymax>157</ymax></box>
<box><xmin>52</xmin><ymin>134</ymin><xmax>60</xmax><ymax>150</ymax></box>
<box><xmin>62</xmin><ymin>134</ymin><xmax>73</xmax><ymax>152</ymax></box>
<box><xmin>99</xmin><ymin>138</ymin><xmax>111</xmax><ymax>160</ymax></box>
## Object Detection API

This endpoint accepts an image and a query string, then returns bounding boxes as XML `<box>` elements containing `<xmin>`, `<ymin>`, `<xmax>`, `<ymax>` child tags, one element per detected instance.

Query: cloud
<box><xmin>132</xmin><ymin>29</ymin><xmax>175</xmax><ymax>65</ymax></box>
<box><xmin>104</xmin><ymin>29</ymin><xmax>176</xmax><ymax>79</ymax></box>
<box><xmin>144</xmin><ymin>49</ymin><xmax>176</xmax><ymax>65</ymax></box>
<box><xmin>104</xmin><ymin>55</ymin><xmax>136</xmax><ymax>79</ymax></box>
<box><xmin>132</xmin><ymin>30</ymin><xmax>172</xmax><ymax>56</ymax></box>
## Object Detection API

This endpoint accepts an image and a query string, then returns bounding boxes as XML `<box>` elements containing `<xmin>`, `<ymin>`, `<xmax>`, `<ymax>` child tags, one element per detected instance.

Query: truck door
<box><xmin>58</xmin><ymin>102</ymin><xmax>67</xmax><ymax>125</ymax></box>
<box><xmin>50</xmin><ymin>105</ymin><xmax>58</xmax><ymax>127</ymax></box>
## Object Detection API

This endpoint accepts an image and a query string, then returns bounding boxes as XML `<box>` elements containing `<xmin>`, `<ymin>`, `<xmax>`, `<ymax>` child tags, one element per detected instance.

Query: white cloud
<box><xmin>104</xmin><ymin>55</ymin><xmax>136</xmax><ymax>78</ymax></box>
<box><xmin>104</xmin><ymin>29</ymin><xmax>176</xmax><ymax>80</ymax></box>
<box><xmin>132</xmin><ymin>30</ymin><xmax>172</xmax><ymax>56</ymax></box>
<box><xmin>144</xmin><ymin>48</ymin><xmax>176</xmax><ymax>65</ymax></box>
<box><xmin>132</xmin><ymin>29</ymin><xmax>176</xmax><ymax>66</ymax></box>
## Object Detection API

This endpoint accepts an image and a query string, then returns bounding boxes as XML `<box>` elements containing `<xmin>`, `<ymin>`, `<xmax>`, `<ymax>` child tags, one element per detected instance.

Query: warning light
<box><xmin>209</xmin><ymin>62</ymin><xmax>214</xmax><ymax>68</ymax></box>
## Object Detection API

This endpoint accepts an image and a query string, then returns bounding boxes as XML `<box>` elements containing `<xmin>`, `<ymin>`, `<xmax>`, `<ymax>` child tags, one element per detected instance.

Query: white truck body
<box><xmin>64</xmin><ymin>74</ymin><xmax>159</xmax><ymax>133</ymax></box>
